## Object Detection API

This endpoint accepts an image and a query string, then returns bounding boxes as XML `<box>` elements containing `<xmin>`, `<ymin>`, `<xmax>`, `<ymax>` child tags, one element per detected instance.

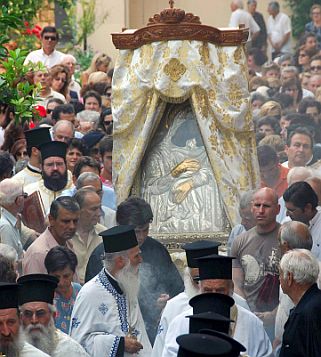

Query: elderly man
<box><xmin>247</xmin><ymin>0</ymin><xmax>267</xmax><ymax>51</ymax></box>
<box><xmin>70</xmin><ymin>225</ymin><xmax>152</xmax><ymax>356</ymax></box>
<box><xmin>24</xmin><ymin>26</ymin><xmax>65</xmax><ymax>68</ymax></box>
<box><xmin>61</xmin><ymin>54</ymin><xmax>81</xmax><ymax>99</ymax></box>
<box><xmin>152</xmin><ymin>240</ymin><xmax>221</xmax><ymax>357</ymax></box>
<box><xmin>22</xmin><ymin>196</ymin><xmax>79</xmax><ymax>275</ymax></box>
<box><xmin>0</xmin><ymin>178</ymin><xmax>27</xmax><ymax>259</ymax></box>
<box><xmin>61</xmin><ymin>157</ymin><xmax>116</xmax><ymax>210</ymax></box>
<box><xmin>51</xmin><ymin>120</ymin><xmax>74</xmax><ymax>144</ymax></box>
<box><xmin>279</xmin><ymin>249</ymin><xmax>321</xmax><ymax>356</ymax></box>
<box><xmin>283</xmin><ymin>181</ymin><xmax>321</xmax><ymax>259</ymax></box>
<box><xmin>229</xmin><ymin>0</ymin><xmax>260</xmax><ymax>41</ymax></box>
<box><xmin>77</xmin><ymin>110</ymin><xmax>100</xmax><ymax>134</ymax></box>
<box><xmin>231</xmin><ymin>187</ymin><xmax>280</xmax><ymax>339</ymax></box>
<box><xmin>25</xmin><ymin>141</ymin><xmax>73</xmax><ymax>213</ymax></box>
<box><xmin>274</xmin><ymin>221</ymin><xmax>316</xmax><ymax>352</ymax></box>
<box><xmin>14</xmin><ymin>127</ymin><xmax>51</xmax><ymax>186</ymax></box>
<box><xmin>85</xmin><ymin>197</ymin><xmax>184</xmax><ymax>343</ymax></box>
<box><xmin>0</xmin><ymin>283</ymin><xmax>49</xmax><ymax>356</ymax></box>
<box><xmin>18</xmin><ymin>274</ymin><xmax>89</xmax><ymax>356</ymax></box>
<box><xmin>267</xmin><ymin>1</ymin><xmax>292</xmax><ymax>59</ymax></box>
<box><xmin>162</xmin><ymin>255</ymin><xmax>272</xmax><ymax>357</ymax></box>
<box><xmin>73</xmin><ymin>187</ymin><xmax>106</xmax><ymax>284</ymax></box>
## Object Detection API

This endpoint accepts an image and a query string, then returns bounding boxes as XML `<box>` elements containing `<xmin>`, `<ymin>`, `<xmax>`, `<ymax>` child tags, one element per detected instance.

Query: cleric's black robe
<box><xmin>280</xmin><ymin>283</ymin><xmax>321</xmax><ymax>357</ymax></box>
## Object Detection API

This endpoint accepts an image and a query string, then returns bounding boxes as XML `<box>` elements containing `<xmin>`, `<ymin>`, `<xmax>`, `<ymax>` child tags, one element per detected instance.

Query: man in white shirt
<box><xmin>267</xmin><ymin>1</ymin><xmax>292</xmax><ymax>59</ymax></box>
<box><xmin>229</xmin><ymin>0</ymin><xmax>260</xmax><ymax>41</ymax></box>
<box><xmin>24</xmin><ymin>26</ymin><xmax>65</xmax><ymax>68</ymax></box>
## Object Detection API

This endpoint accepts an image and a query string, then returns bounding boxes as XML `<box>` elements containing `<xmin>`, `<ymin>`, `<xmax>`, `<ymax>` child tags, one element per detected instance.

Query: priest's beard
<box><xmin>116</xmin><ymin>261</ymin><xmax>140</xmax><ymax>304</ymax></box>
<box><xmin>0</xmin><ymin>327</ymin><xmax>25</xmax><ymax>357</ymax></box>
<box><xmin>42</xmin><ymin>169</ymin><xmax>68</xmax><ymax>192</ymax></box>
<box><xmin>184</xmin><ymin>268</ymin><xmax>200</xmax><ymax>299</ymax></box>
<box><xmin>24</xmin><ymin>317</ymin><xmax>57</xmax><ymax>355</ymax></box>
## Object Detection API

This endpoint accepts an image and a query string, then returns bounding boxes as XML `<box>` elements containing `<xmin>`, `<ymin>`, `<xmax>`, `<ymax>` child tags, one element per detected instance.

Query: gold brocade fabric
<box><xmin>112</xmin><ymin>40</ymin><xmax>260</xmax><ymax>226</ymax></box>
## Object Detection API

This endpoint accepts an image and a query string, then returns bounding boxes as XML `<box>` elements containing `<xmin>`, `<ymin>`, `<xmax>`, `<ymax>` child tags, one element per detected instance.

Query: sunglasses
<box><xmin>104</xmin><ymin>120</ymin><xmax>113</xmax><ymax>125</ymax></box>
<box><xmin>310</xmin><ymin>66</ymin><xmax>321</xmax><ymax>71</ymax></box>
<box><xmin>43</xmin><ymin>35</ymin><xmax>57</xmax><ymax>41</ymax></box>
<box><xmin>47</xmin><ymin>109</ymin><xmax>53</xmax><ymax>114</ymax></box>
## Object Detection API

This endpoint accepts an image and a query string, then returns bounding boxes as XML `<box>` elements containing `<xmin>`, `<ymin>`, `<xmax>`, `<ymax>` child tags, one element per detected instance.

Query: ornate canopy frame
<box><xmin>111</xmin><ymin>1</ymin><xmax>260</xmax><ymax>247</ymax></box>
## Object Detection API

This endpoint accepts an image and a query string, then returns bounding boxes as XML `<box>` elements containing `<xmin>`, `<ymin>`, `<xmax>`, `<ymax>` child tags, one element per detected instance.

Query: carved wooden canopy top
<box><xmin>112</xmin><ymin>1</ymin><xmax>249</xmax><ymax>49</ymax></box>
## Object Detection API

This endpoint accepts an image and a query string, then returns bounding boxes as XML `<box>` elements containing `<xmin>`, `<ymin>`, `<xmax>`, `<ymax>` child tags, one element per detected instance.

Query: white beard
<box><xmin>184</xmin><ymin>269</ymin><xmax>200</xmax><ymax>299</ymax></box>
<box><xmin>0</xmin><ymin>328</ymin><xmax>25</xmax><ymax>357</ymax></box>
<box><xmin>116</xmin><ymin>261</ymin><xmax>140</xmax><ymax>305</ymax></box>
<box><xmin>24</xmin><ymin>317</ymin><xmax>57</xmax><ymax>355</ymax></box>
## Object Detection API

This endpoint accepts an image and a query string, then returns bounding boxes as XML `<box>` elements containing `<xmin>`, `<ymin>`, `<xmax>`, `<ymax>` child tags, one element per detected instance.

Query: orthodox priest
<box><xmin>14</xmin><ymin>127</ymin><xmax>51</xmax><ymax>186</ymax></box>
<box><xmin>70</xmin><ymin>225</ymin><xmax>152</xmax><ymax>356</ymax></box>
<box><xmin>162</xmin><ymin>254</ymin><xmax>272</xmax><ymax>357</ymax></box>
<box><xmin>25</xmin><ymin>141</ymin><xmax>73</xmax><ymax>214</ymax></box>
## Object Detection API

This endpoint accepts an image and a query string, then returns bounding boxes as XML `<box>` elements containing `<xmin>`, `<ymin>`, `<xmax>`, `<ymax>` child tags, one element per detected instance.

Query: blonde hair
<box><xmin>84</xmin><ymin>53</ymin><xmax>111</xmax><ymax>76</ymax></box>
<box><xmin>88</xmin><ymin>71</ymin><xmax>109</xmax><ymax>84</ymax></box>
<box><xmin>259</xmin><ymin>100</ymin><xmax>282</xmax><ymax>118</ymax></box>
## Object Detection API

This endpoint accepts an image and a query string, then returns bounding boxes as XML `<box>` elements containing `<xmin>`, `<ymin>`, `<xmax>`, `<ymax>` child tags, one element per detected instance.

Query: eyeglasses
<box><xmin>22</xmin><ymin>309</ymin><xmax>49</xmax><ymax>319</ymax></box>
<box><xmin>44</xmin><ymin>161</ymin><xmax>65</xmax><ymax>168</ymax></box>
<box><xmin>312</xmin><ymin>12</ymin><xmax>321</xmax><ymax>15</ymax></box>
<box><xmin>104</xmin><ymin>120</ymin><xmax>113</xmax><ymax>126</ymax></box>
<box><xmin>43</xmin><ymin>36</ymin><xmax>57</xmax><ymax>41</ymax></box>
<box><xmin>286</xmin><ymin>207</ymin><xmax>300</xmax><ymax>213</ymax></box>
<box><xmin>310</xmin><ymin>66</ymin><xmax>321</xmax><ymax>71</ymax></box>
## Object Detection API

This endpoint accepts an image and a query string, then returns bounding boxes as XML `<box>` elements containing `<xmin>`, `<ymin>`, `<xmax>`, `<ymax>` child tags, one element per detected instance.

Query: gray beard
<box><xmin>184</xmin><ymin>270</ymin><xmax>200</xmax><ymax>299</ymax></box>
<box><xmin>0</xmin><ymin>328</ymin><xmax>25</xmax><ymax>357</ymax></box>
<box><xmin>116</xmin><ymin>262</ymin><xmax>140</xmax><ymax>304</ymax></box>
<box><xmin>24</xmin><ymin>317</ymin><xmax>57</xmax><ymax>355</ymax></box>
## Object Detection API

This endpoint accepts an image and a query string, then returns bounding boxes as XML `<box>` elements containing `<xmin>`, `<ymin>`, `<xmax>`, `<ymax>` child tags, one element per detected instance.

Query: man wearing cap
<box><xmin>18</xmin><ymin>274</ymin><xmax>89</xmax><ymax>356</ymax></box>
<box><xmin>70</xmin><ymin>225</ymin><xmax>152</xmax><ymax>356</ymax></box>
<box><xmin>0</xmin><ymin>283</ymin><xmax>50</xmax><ymax>356</ymax></box>
<box><xmin>152</xmin><ymin>240</ymin><xmax>220</xmax><ymax>357</ymax></box>
<box><xmin>85</xmin><ymin>197</ymin><xmax>183</xmax><ymax>343</ymax></box>
<box><xmin>162</xmin><ymin>254</ymin><xmax>272</xmax><ymax>357</ymax></box>
<box><xmin>22</xmin><ymin>196</ymin><xmax>80</xmax><ymax>275</ymax></box>
<box><xmin>14</xmin><ymin>127</ymin><xmax>51</xmax><ymax>186</ymax></box>
<box><xmin>25</xmin><ymin>141</ymin><xmax>73</xmax><ymax>214</ymax></box>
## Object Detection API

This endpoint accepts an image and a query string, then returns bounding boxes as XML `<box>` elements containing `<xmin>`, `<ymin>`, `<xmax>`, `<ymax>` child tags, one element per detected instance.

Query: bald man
<box><xmin>231</xmin><ymin>188</ymin><xmax>281</xmax><ymax>336</ymax></box>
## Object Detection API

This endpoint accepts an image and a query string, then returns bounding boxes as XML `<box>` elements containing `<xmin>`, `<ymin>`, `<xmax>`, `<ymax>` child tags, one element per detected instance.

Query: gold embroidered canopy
<box><xmin>111</xmin><ymin>2</ymin><xmax>260</xmax><ymax>238</ymax></box>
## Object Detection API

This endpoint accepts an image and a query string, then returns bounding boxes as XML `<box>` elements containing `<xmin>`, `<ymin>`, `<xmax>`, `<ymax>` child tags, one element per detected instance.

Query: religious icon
<box><xmin>141</xmin><ymin>101</ymin><xmax>228</xmax><ymax>236</ymax></box>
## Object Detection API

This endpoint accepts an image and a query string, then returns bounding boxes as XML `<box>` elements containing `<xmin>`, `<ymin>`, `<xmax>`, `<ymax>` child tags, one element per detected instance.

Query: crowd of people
<box><xmin>1</xmin><ymin>0</ymin><xmax>321</xmax><ymax>356</ymax></box>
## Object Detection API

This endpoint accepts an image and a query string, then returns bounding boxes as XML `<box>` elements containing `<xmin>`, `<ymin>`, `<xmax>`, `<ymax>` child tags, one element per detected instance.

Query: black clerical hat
<box><xmin>200</xmin><ymin>329</ymin><xmax>246</xmax><ymax>357</ymax></box>
<box><xmin>182</xmin><ymin>240</ymin><xmax>221</xmax><ymax>268</ymax></box>
<box><xmin>0</xmin><ymin>283</ymin><xmax>19</xmax><ymax>309</ymax></box>
<box><xmin>25</xmin><ymin>127</ymin><xmax>51</xmax><ymax>149</ymax></box>
<box><xmin>187</xmin><ymin>311</ymin><xmax>233</xmax><ymax>334</ymax></box>
<box><xmin>17</xmin><ymin>274</ymin><xmax>58</xmax><ymax>305</ymax></box>
<box><xmin>197</xmin><ymin>254</ymin><xmax>235</xmax><ymax>280</ymax></box>
<box><xmin>100</xmin><ymin>225</ymin><xmax>138</xmax><ymax>253</ymax></box>
<box><xmin>39</xmin><ymin>141</ymin><xmax>67</xmax><ymax>161</ymax></box>
<box><xmin>189</xmin><ymin>293</ymin><xmax>235</xmax><ymax>317</ymax></box>
<box><xmin>177</xmin><ymin>333</ymin><xmax>233</xmax><ymax>357</ymax></box>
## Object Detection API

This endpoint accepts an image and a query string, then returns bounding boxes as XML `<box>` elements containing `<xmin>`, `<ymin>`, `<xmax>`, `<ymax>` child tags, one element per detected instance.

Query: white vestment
<box><xmin>153</xmin><ymin>291</ymin><xmax>250</xmax><ymax>356</ymax></box>
<box><xmin>21</xmin><ymin>342</ymin><xmax>50</xmax><ymax>356</ymax></box>
<box><xmin>162</xmin><ymin>305</ymin><xmax>273</xmax><ymax>357</ymax></box>
<box><xmin>70</xmin><ymin>269</ymin><xmax>152</xmax><ymax>357</ymax></box>
<box><xmin>25</xmin><ymin>171</ymin><xmax>73</xmax><ymax>215</ymax></box>
<box><xmin>14</xmin><ymin>164</ymin><xmax>42</xmax><ymax>186</ymax></box>
<box><xmin>53</xmin><ymin>329</ymin><xmax>89</xmax><ymax>356</ymax></box>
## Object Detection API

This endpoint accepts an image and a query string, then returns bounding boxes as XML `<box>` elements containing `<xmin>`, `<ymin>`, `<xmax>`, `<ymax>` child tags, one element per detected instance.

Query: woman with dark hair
<box><xmin>281</xmin><ymin>77</ymin><xmax>303</xmax><ymax>110</ymax></box>
<box><xmin>44</xmin><ymin>246</ymin><xmax>81</xmax><ymax>334</ymax></box>
<box><xmin>98</xmin><ymin>108</ymin><xmax>113</xmax><ymax>134</ymax></box>
<box><xmin>49</xmin><ymin>64</ymin><xmax>71</xmax><ymax>102</ymax></box>
<box><xmin>83</xmin><ymin>90</ymin><xmax>102</xmax><ymax>113</ymax></box>
<box><xmin>66</xmin><ymin>138</ymin><xmax>86</xmax><ymax>173</ymax></box>
<box><xmin>295</xmin><ymin>45</ymin><xmax>311</xmax><ymax>73</ymax></box>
